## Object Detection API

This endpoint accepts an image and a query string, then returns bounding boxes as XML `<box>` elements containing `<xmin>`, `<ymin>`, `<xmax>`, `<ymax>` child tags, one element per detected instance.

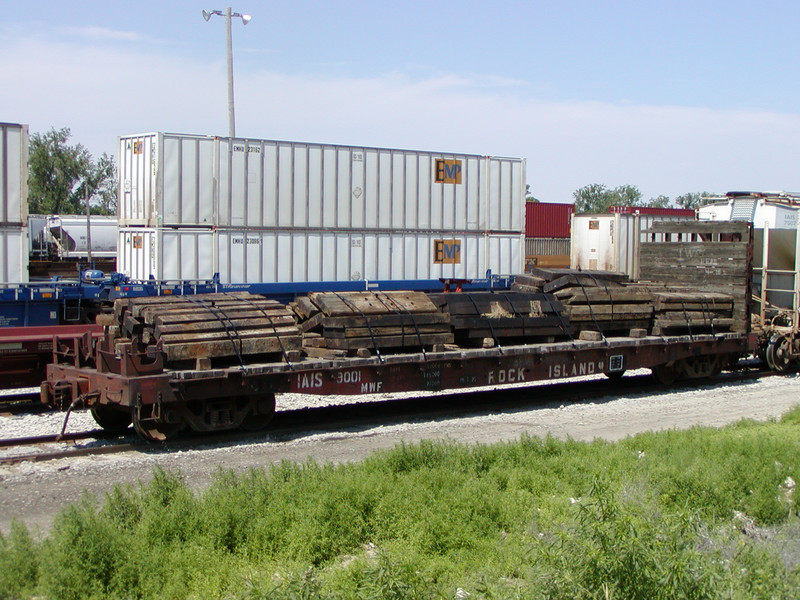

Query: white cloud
<box><xmin>2</xmin><ymin>32</ymin><xmax>800</xmax><ymax>203</ymax></box>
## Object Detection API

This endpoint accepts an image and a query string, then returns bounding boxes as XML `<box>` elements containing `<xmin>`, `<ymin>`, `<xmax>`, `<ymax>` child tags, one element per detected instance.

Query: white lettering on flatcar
<box><xmin>297</xmin><ymin>372</ymin><xmax>323</xmax><ymax>389</ymax></box>
<box><xmin>548</xmin><ymin>361</ymin><xmax>601</xmax><ymax>379</ymax></box>
<box><xmin>360</xmin><ymin>381</ymin><xmax>383</xmax><ymax>393</ymax></box>
<box><xmin>336</xmin><ymin>370</ymin><xmax>362</xmax><ymax>384</ymax></box>
<box><xmin>487</xmin><ymin>368</ymin><xmax>525</xmax><ymax>384</ymax></box>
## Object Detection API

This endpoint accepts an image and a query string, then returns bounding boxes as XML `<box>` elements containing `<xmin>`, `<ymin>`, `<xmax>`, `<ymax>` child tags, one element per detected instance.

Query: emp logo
<box><xmin>434</xmin><ymin>239</ymin><xmax>461</xmax><ymax>264</ymax></box>
<box><xmin>435</xmin><ymin>159</ymin><xmax>462</xmax><ymax>184</ymax></box>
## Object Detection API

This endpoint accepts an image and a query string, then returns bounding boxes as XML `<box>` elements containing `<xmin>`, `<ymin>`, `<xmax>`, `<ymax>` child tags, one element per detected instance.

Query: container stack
<box><xmin>524</xmin><ymin>201</ymin><xmax>573</xmax><ymax>272</ymax></box>
<box><xmin>291</xmin><ymin>291</ymin><xmax>453</xmax><ymax>358</ymax></box>
<box><xmin>426</xmin><ymin>291</ymin><xmax>573</xmax><ymax>346</ymax></box>
<box><xmin>117</xmin><ymin>133</ymin><xmax>525</xmax><ymax>284</ymax></box>
<box><xmin>0</xmin><ymin>123</ymin><xmax>29</xmax><ymax>283</ymax></box>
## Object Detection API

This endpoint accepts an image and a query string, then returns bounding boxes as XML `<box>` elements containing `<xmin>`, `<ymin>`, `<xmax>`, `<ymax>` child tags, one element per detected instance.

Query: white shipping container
<box><xmin>45</xmin><ymin>215</ymin><xmax>118</xmax><ymax>259</ymax></box>
<box><xmin>0</xmin><ymin>123</ymin><xmax>28</xmax><ymax>225</ymax></box>
<box><xmin>118</xmin><ymin>227</ymin><xmax>522</xmax><ymax>284</ymax></box>
<box><xmin>571</xmin><ymin>213</ymin><xmax>695</xmax><ymax>279</ymax></box>
<box><xmin>118</xmin><ymin>132</ymin><xmax>525</xmax><ymax>233</ymax></box>
<box><xmin>0</xmin><ymin>225</ymin><xmax>29</xmax><ymax>283</ymax></box>
<box><xmin>698</xmin><ymin>197</ymin><xmax>799</xmax><ymax>229</ymax></box>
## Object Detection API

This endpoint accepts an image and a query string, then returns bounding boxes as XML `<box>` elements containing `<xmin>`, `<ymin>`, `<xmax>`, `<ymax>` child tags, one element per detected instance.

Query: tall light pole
<box><xmin>202</xmin><ymin>7</ymin><xmax>251</xmax><ymax>138</ymax></box>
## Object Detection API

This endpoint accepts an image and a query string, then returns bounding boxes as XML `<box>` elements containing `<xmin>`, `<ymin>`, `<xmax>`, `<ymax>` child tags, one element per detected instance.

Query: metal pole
<box><xmin>226</xmin><ymin>6</ymin><xmax>236</xmax><ymax>138</ymax></box>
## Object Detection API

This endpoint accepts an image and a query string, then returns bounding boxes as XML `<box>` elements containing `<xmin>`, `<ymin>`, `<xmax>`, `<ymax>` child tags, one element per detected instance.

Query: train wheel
<box><xmin>240</xmin><ymin>394</ymin><xmax>276</xmax><ymax>432</ymax></box>
<box><xmin>90</xmin><ymin>404</ymin><xmax>133</xmax><ymax>432</ymax></box>
<box><xmin>766</xmin><ymin>334</ymin><xmax>797</xmax><ymax>374</ymax></box>
<box><xmin>682</xmin><ymin>355</ymin><xmax>722</xmax><ymax>379</ymax></box>
<box><xmin>652</xmin><ymin>363</ymin><xmax>677</xmax><ymax>385</ymax></box>
<box><xmin>132</xmin><ymin>406</ymin><xmax>184</xmax><ymax>442</ymax></box>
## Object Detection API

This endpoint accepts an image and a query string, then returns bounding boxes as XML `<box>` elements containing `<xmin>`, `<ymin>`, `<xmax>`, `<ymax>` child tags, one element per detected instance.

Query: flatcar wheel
<box><xmin>766</xmin><ymin>334</ymin><xmax>796</xmax><ymax>374</ymax></box>
<box><xmin>132</xmin><ymin>411</ymin><xmax>184</xmax><ymax>442</ymax></box>
<box><xmin>90</xmin><ymin>404</ymin><xmax>133</xmax><ymax>432</ymax></box>
<box><xmin>652</xmin><ymin>363</ymin><xmax>677</xmax><ymax>385</ymax></box>
<box><xmin>682</xmin><ymin>355</ymin><xmax>722</xmax><ymax>379</ymax></box>
<box><xmin>240</xmin><ymin>394</ymin><xmax>276</xmax><ymax>432</ymax></box>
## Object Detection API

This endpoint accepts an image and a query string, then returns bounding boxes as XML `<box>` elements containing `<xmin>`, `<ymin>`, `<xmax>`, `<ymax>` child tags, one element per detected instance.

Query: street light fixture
<box><xmin>202</xmin><ymin>7</ymin><xmax>251</xmax><ymax>138</ymax></box>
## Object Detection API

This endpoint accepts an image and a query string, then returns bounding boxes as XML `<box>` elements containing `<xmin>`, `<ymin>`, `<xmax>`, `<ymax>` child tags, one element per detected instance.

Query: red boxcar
<box><xmin>525</xmin><ymin>202</ymin><xmax>574</xmax><ymax>238</ymax></box>
<box><xmin>609</xmin><ymin>206</ymin><xmax>695</xmax><ymax>217</ymax></box>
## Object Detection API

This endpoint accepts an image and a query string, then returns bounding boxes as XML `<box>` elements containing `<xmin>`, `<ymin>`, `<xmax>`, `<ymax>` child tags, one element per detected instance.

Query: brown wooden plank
<box><xmin>158</xmin><ymin>326</ymin><xmax>300</xmax><ymax>345</ymax></box>
<box><xmin>320</xmin><ymin>332</ymin><xmax>454</xmax><ymax>350</ymax></box>
<box><xmin>299</xmin><ymin>311</ymin><xmax>450</xmax><ymax>332</ymax></box>
<box><xmin>309</xmin><ymin>291</ymin><xmax>438</xmax><ymax>316</ymax></box>
<box><xmin>321</xmin><ymin>324</ymin><xmax>450</xmax><ymax>338</ymax></box>
<box><xmin>150</xmin><ymin>305</ymin><xmax>293</xmax><ymax>326</ymax></box>
<box><xmin>154</xmin><ymin>316</ymin><xmax>297</xmax><ymax>337</ymax></box>
<box><xmin>533</xmin><ymin>268</ymin><xmax>630</xmax><ymax>283</ymax></box>
<box><xmin>555</xmin><ymin>287</ymin><xmax>654</xmax><ymax>304</ymax></box>
<box><xmin>162</xmin><ymin>335</ymin><xmax>302</xmax><ymax>361</ymax></box>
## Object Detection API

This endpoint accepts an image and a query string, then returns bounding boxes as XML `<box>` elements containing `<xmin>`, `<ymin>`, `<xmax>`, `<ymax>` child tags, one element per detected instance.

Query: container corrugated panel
<box><xmin>571</xmin><ymin>214</ymin><xmax>694</xmax><ymax>279</ymax></box>
<box><xmin>0</xmin><ymin>123</ymin><xmax>28</xmax><ymax>225</ymax></box>
<box><xmin>525</xmin><ymin>237</ymin><xmax>570</xmax><ymax>256</ymax></box>
<box><xmin>119</xmin><ymin>133</ymin><xmax>525</xmax><ymax>233</ymax></box>
<box><xmin>609</xmin><ymin>206</ymin><xmax>695</xmax><ymax>217</ymax></box>
<box><xmin>119</xmin><ymin>227</ymin><xmax>522</xmax><ymax>284</ymax></box>
<box><xmin>525</xmin><ymin>202</ymin><xmax>573</xmax><ymax>238</ymax></box>
<box><xmin>0</xmin><ymin>225</ymin><xmax>29</xmax><ymax>284</ymax></box>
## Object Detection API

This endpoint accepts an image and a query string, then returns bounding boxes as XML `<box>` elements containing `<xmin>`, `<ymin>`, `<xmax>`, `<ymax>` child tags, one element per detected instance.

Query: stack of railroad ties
<box><xmin>512</xmin><ymin>268</ymin><xmax>736</xmax><ymax>339</ymax></box>
<box><xmin>100</xmin><ymin>269</ymin><xmax>736</xmax><ymax>369</ymax></box>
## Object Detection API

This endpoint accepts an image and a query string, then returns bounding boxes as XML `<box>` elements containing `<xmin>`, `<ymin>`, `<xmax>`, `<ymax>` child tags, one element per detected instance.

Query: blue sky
<box><xmin>2</xmin><ymin>0</ymin><xmax>800</xmax><ymax>203</ymax></box>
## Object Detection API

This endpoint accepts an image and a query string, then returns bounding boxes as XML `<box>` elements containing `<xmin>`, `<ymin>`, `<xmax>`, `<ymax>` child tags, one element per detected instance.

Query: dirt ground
<box><xmin>1</xmin><ymin>372</ymin><xmax>798</xmax><ymax>535</ymax></box>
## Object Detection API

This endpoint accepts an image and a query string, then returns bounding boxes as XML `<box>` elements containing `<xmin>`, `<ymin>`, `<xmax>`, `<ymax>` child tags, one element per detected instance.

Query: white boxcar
<box><xmin>698</xmin><ymin>193</ymin><xmax>799</xmax><ymax>230</ymax></box>
<box><xmin>0</xmin><ymin>123</ymin><xmax>28</xmax><ymax>225</ymax></box>
<box><xmin>571</xmin><ymin>213</ymin><xmax>695</xmax><ymax>279</ymax></box>
<box><xmin>44</xmin><ymin>215</ymin><xmax>118</xmax><ymax>259</ymax></box>
<box><xmin>118</xmin><ymin>227</ymin><xmax>522</xmax><ymax>284</ymax></box>
<box><xmin>0</xmin><ymin>224</ymin><xmax>29</xmax><ymax>283</ymax></box>
<box><xmin>118</xmin><ymin>132</ymin><xmax>525</xmax><ymax>233</ymax></box>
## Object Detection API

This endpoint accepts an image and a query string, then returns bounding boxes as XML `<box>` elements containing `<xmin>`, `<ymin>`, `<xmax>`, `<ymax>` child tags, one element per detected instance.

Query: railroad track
<box><xmin>0</xmin><ymin>366</ymin><xmax>776</xmax><ymax>466</ymax></box>
<box><xmin>0</xmin><ymin>390</ymin><xmax>48</xmax><ymax>416</ymax></box>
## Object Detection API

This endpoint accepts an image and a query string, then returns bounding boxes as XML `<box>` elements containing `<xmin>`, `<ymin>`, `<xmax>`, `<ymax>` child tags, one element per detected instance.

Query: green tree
<box><xmin>572</xmin><ymin>183</ymin><xmax>643</xmax><ymax>213</ymax></box>
<box><xmin>525</xmin><ymin>184</ymin><xmax>539</xmax><ymax>202</ymax></box>
<box><xmin>674</xmin><ymin>192</ymin><xmax>715</xmax><ymax>210</ymax></box>
<box><xmin>28</xmin><ymin>127</ymin><xmax>117</xmax><ymax>215</ymax></box>
<box><xmin>646</xmin><ymin>194</ymin><xmax>671</xmax><ymax>208</ymax></box>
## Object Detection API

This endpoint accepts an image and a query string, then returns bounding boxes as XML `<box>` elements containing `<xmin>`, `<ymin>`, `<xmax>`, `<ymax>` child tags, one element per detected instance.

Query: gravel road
<box><xmin>1</xmin><ymin>371</ymin><xmax>798</xmax><ymax>535</ymax></box>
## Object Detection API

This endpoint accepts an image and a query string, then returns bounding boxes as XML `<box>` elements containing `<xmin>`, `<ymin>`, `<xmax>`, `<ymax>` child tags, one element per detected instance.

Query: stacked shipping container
<box><xmin>524</xmin><ymin>201</ymin><xmax>573</xmax><ymax>270</ymax></box>
<box><xmin>0</xmin><ymin>123</ymin><xmax>29</xmax><ymax>283</ymax></box>
<box><xmin>118</xmin><ymin>133</ymin><xmax>525</xmax><ymax>283</ymax></box>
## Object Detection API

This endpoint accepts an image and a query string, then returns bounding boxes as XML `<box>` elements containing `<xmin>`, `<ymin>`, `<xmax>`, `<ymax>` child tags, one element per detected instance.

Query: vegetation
<box><xmin>28</xmin><ymin>127</ymin><xmax>117</xmax><ymax>215</ymax></box>
<box><xmin>2</xmin><ymin>408</ymin><xmax>800</xmax><ymax>599</ymax></box>
<box><xmin>572</xmin><ymin>184</ymin><xmax>717</xmax><ymax>213</ymax></box>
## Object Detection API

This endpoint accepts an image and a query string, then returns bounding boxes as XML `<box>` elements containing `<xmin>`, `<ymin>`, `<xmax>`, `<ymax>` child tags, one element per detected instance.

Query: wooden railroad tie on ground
<box><xmin>110</xmin><ymin>292</ymin><xmax>302</xmax><ymax>365</ymax></box>
<box><xmin>426</xmin><ymin>291</ymin><xmax>573</xmax><ymax>346</ymax></box>
<box><xmin>290</xmin><ymin>291</ymin><xmax>453</xmax><ymax>358</ymax></box>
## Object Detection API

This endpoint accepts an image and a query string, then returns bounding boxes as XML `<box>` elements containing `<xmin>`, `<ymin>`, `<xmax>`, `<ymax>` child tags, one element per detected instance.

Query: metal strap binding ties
<box><xmin>464</xmin><ymin>292</ymin><xmax>503</xmax><ymax>354</ymax></box>
<box><xmin>678</xmin><ymin>296</ymin><xmax>694</xmax><ymax>341</ymax></box>
<box><xmin>499</xmin><ymin>292</ymin><xmax>525</xmax><ymax>338</ymax></box>
<box><xmin>542</xmin><ymin>293</ymin><xmax>575</xmax><ymax>345</ymax></box>
<box><xmin>227</xmin><ymin>293</ymin><xmax>296</xmax><ymax>371</ymax></box>
<box><xmin>373</xmin><ymin>292</ymin><xmax>428</xmax><ymax>361</ymax></box>
<box><xmin>331</xmin><ymin>292</ymin><xmax>385</xmax><ymax>363</ymax></box>
<box><xmin>579</xmin><ymin>274</ymin><xmax>610</xmax><ymax>346</ymax></box>
<box><xmin>703</xmin><ymin>298</ymin><xmax>716</xmax><ymax>336</ymax></box>
<box><xmin>186</xmin><ymin>296</ymin><xmax>248</xmax><ymax>370</ymax></box>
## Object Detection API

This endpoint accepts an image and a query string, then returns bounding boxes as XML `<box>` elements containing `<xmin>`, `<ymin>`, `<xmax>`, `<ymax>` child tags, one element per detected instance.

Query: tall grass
<box><xmin>2</xmin><ymin>407</ymin><xmax>800</xmax><ymax>599</ymax></box>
